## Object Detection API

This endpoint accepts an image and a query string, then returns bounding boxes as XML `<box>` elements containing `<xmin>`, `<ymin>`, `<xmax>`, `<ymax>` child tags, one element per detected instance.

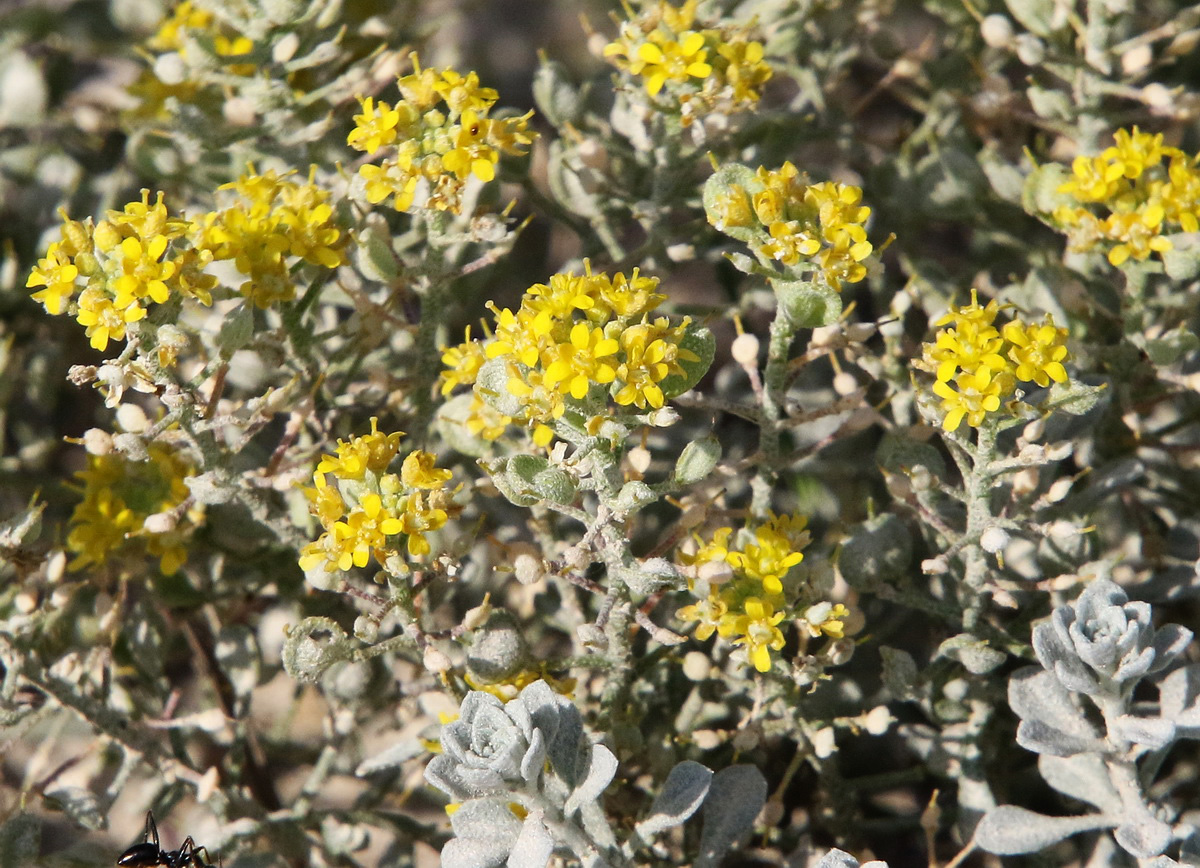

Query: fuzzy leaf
<box><xmin>937</xmin><ymin>634</ymin><xmax>1006</xmax><ymax>675</ymax></box>
<box><xmin>1037</xmin><ymin>754</ymin><xmax>1121</xmax><ymax>813</ymax></box>
<box><xmin>1009</xmin><ymin>668</ymin><xmax>1103</xmax><ymax>756</ymax></box>
<box><xmin>975</xmin><ymin>806</ymin><xmax>1111</xmax><ymax>855</ymax></box>
<box><xmin>880</xmin><ymin>647</ymin><xmax>920</xmax><ymax>701</ymax></box>
<box><xmin>774</xmin><ymin>279</ymin><xmax>842</xmax><ymax>328</ymax></box>
<box><xmin>519</xmin><ymin>681</ymin><xmax>584</xmax><ymax>788</ymax></box>
<box><xmin>475</xmin><ymin>358</ymin><xmax>525</xmax><ymax>418</ymax></box>
<box><xmin>281</xmin><ymin>617</ymin><xmax>352</xmax><ymax>684</ymax></box>
<box><xmin>839</xmin><ymin>513</ymin><xmax>913</xmax><ymax>589</ymax></box>
<box><xmin>215</xmin><ymin>624</ymin><xmax>261</xmax><ymax>707</ymax></box>
<box><xmin>1115</xmin><ymin>817</ymin><xmax>1173</xmax><ymax>858</ymax></box>
<box><xmin>1110</xmin><ymin>714</ymin><xmax>1176</xmax><ymax>750</ymax></box>
<box><xmin>1158</xmin><ymin>664</ymin><xmax>1200</xmax><ymax>737</ymax></box>
<box><xmin>563</xmin><ymin>744</ymin><xmax>618</xmax><ymax>816</ymax></box>
<box><xmin>1148</xmin><ymin>624</ymin><xmax>1194</xmax><ymax>674</ymax></box>
<box><xmin>1043</xmin><ymin>379</ymin><xmax>1107</xmax><ymax>417</ymax></box>
<box><xmin>674</xmin><ymin>436</ymin><xmax>721</xmax><ymax>485</ymax></box>
<box><xmin>532</xmin><ymin>60</ymin><xmax>582</xmax><ymax>127</ymax></box>
<box><xmin>441</xmin><ymin>836</ymin><xmax>515</xmax><ymax>868</ymax></box>
<box><xmin>356</xmin><ymin>739</ymin><xmax>425</xmax><ymax>775</ymax></box>
<box><xmin>695</xmin><ymin>765</ymin><xmax>766</xmax><ymax>868</ymax></box>
<box><xmin>506</xmin><ymin>815</ymin><xmax>554</xmax><ymax>868</ymax></box>
<box><xmin>636</xmin><ymin>760</ymin><xmax>714</xmax><ymax>838</ymax></box>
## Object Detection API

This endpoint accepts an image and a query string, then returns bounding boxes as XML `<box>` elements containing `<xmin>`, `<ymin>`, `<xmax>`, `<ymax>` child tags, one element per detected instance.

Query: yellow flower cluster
<box><xmin>27</xmin><ymin>171</ymin><xmax>347</xmax><ymax>349</ymax></box>
<box><xmin>27</xmin><ymin>192</ymin><xmax>216</xmax><ymax>352</ymax></box>
<box><xmin>67</xmin><ymin>442</ymin><xmax>203</xmax><ymax>577</ymax></box>
<box><xmin>347</xmin><ymin>56</ymin><xmax>535</xmax><ymax>214</ymax></box>
<box><xmin>298</xmin><ymin>419</ymin><xmax>460</xmax><ymax>575</ymax></box>
<box><xmin>707</xmin><ymin>161</ymin><xmax>874</xmax><ymax>291</ymax></box>
<box><xmin>603</xmin><ymin>0</ymin><xmax>772</xmax><ymax>122</ymax></box>
<box><xmin>193</xmin><ymin>167</ymin><xmax>348</xmax><ymax>308</ymax></box>
<box><xmin>1052</xmin><ymin>127</ymin><xmax>1200</xmax><ymax>267</ymax></box>
<box><xmin>919</xmin><ymin>293</ymin><xmax>1071</xmax><ymax>432</ymax></box>
<box><xmin>127</xmin><ymin>0</ymin><xmax>254</xmax><ymax>119</ymax></box>
<box><xmin>676</xmin><ymin>513</ymin><xmax>846</xmax><ymax>673</ymax></box>
<box><xmin>439</xmin><ymin>266</ymin><xmax>699</xmax><ymax>447</ymax></box>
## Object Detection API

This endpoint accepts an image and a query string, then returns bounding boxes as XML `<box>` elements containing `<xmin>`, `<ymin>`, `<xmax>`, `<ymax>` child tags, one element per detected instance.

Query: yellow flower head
<box><xmin>315</xmin><ymin>418</ymin><xmax>404</xmax><ymax>481</ymax></box>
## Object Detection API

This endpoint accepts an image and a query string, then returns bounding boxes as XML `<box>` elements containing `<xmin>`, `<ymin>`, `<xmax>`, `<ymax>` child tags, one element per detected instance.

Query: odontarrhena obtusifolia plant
<box><xmin>9</xmin><ymin>0</ymin><xmax>1200</xmax><ymax>866</ymax></box>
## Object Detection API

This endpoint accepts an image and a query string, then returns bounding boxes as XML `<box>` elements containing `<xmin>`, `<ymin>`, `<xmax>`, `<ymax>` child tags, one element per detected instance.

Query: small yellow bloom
<box><xmin>400</xmin><ymin>450</ymin><xmax>453</xmax><ymax>490</ymax></box>
<box><xmin>1002</xmin><ymin>317</ymin><xmax>1070</xmax><ymax>387</ymax></box>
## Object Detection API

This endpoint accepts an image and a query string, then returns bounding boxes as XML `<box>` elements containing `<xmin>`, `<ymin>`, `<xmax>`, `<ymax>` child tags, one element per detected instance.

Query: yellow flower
<box><xmin>1002</xmin><ymin>317</ymin><xmax>1070</xmax><ymax>387</ymax></box>
<box><xmin>347</xmin><ymin>96</ymin><xmax>405</xmax><ymax>154</ymax></box>
<box><xmin>676</xmin><ymin>589</ymin><xmax>728</xmax><ymax>641</ymax></box>
<box><xmin>352</xmin><ymin>57</ymin><xmax>533</xmax><ymax>215</ymax></box>
<box><xmin>931</xmin><ymin>368</ymin><xmax>1013</xmax><ymax>432</ymax></box>
<box><xmin>542</xmin><ymin>322</ymin><xmax>620</xmax><ymax>399</ymax></box>
<box><xmin>724</xmin><ymin>596</ymin><xmax>786</xmax><ymax>673</ymax></box>
<box><xmin>67</xmin><ymin>443</ymin><xmax>202</xmax><ymax>576</ymax></box>
<box><xmin>728</xmin><ymin>513</ymin><xmax>808</xmax><ymax>595</ymax></box>
<box><xmin>804</xmin><ymin>602</ymin><xmax>849</xmax><ymax>639</ymax></box>
<box><xmin>1102</xmin><ymin>209</ymin><xmax>1172</xmax><ymax>266</ymax></box>
<box><xmin>433</xmin><ymin>68</ymin><xmax>498</xmax><ymax>115</ymax></box>
<box><xmin>112</xmin><ymin>234</ymin><xmax>176</xmax><ymax>306</ymax></box>
<box><xmin>315</xmin><ymin>418</ymin><xmax>404</xmax><ymax>481</ymax></box>
<box><xmin>26</xmin><ymin>242</ymin><xmax>80</xmax><ymax>315</ymax></box>
<box><xmin>1101</xmin><ymin>126</ymin><xmax>1174</xmax><ymax>181</ymax></box>
<box><xmin>716</xmin><ymin>39</ymin><xmax>772</xmax><ymax>103</ymax></box>
<box><xmin>440</xmin><ymin>327</ymin><xmax>488</xmax><ymax>395</ymax></box>
<box><xmin>442</xmin><ymin>109</ymin><xmax>499</xmax><ymax>182</ymax></box>
<box><xmin>400</xmin><ymin>450</ymin><xmax>453</xmax><ymax>490</ymax></box>
<box><xmin>631</xmin><ymin>31</ymin><xmax>713</xmax><ymax>97</ymax></box>
<box><xmin>75</xmin><ymin>287</ymin><xmax>147</xmax><ymax>352</ymax></box>
<box><xmin>614</xmin><ymin>317</ymin><xmax>697</xmax><ymax>409</ymax></box>
<box><xmin>325</xmin><ymin>493</ymin><xmax>405</xmax><ymax>571</ymax></box>
<box><xmin>398</xmin><ymin>490</ymin><xmax>449</xmax><ymax>557</ymax></box>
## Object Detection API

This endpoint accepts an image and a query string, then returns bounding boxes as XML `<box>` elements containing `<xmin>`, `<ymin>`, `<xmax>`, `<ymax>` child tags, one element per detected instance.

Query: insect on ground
<box><xmin>117</xmin><ymin>811</ymin><xmax>217</xmax><ymax>868</ymax></box>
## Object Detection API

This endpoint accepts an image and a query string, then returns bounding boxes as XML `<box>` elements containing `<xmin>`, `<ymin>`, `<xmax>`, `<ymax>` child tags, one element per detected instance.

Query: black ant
<box><xmin>117</xmin><ymin>811</ymin><xmax>216</xmax><ymax>867</ymax></box>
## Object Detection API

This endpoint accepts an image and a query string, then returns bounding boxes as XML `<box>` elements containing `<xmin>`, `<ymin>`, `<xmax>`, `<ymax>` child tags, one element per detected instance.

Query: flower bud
<box><xmin>979</xmin><ymin>525</ymin><xmax>1009</xmax><ymax>554</ymax></box>
<box><xmin>731</xmin><ymin>332</ymin><xmax>760</xmax><ymax>366</ymax></box>
<box><xmin>81</xmin><ymin>428</ymin><xmax>113</xmax><ymax>455</ymax></box>
<box><xmin>980</xmin><ymin>14</ymin><xmax>1014</xmax><ymax>48</ymax></box>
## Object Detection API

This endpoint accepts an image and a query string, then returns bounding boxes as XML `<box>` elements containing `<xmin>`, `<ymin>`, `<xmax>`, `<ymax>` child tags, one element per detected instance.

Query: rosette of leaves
<box><xmin>423</xmin><ymin>680</ymin><xmax>768</xmax><ymax>868</ymax></box>
<box><xmin>425</xmin><ymin>680</ymin><xmax>620</xmax><ymax>868</ymax></box>
<box><xmin>976</xmin><ymin>580</ymin><xmax>1198</xmax><ymax>860</ymax></box>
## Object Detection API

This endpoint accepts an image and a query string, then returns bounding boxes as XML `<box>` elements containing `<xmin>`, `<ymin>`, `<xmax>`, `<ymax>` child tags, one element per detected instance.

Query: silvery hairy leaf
<box><xmin>1033</xmin><ymin>617</ymin><xmax>1100</xmax><ymax>695</ymax></box>
<box><xmin>1009</xmin><ymin>668</ymin><xmax>1104</xmax><ymax>756</ymax></box>
<box><xmin>635</xmin><ymin>760</ymin><xmax>713</xmax><ymax>838</ymax></box>
<box><xmin>506</xmin><ymin>813</ymin><xmax>554</xmax><ymax>868</ymax></box>
<box><xmin>563</xmin><ymin>743</ymin><xmax>618</xmax><ymax>816</ymax></box>
<box><xmin>519</xmin><ymin>680</ymin><xmax>585</xmax><ymax>788</ymax></box>
<box><xmin>1037</xmin><ymin>754</ymin><xmax>1121</xmax><ymax>814</ymax></box>
<box><xmin>356</xmin><ymin>738</ymin><xmax>425</xmax><ymax>775</ymax></box>
<box><xmin>1147</xmin><ymin>624</ymin><xmax>1194</xmax><ymax>676</ymax></box>
<box><xmin>975</xmin><ymin>805</ymin><xmax>1113</xmax><ymax>855</ymax></box>
<box><xmin>1158</xmin><ymin>663</ymin><xmax>1200</xmax><ymax>739</ymax></box>
<box><xmin>694</xmin><ymin>764</ymin><xmax>767</xmax><ymax>868</ymax></box>
<box><xmin>441</xmin><ymin>798</ymin><xmax>523</xmax><ymax>868</ymax></box>
<box><xmin>1110</xmin><ymin>714</ymin><xmax>1176</xmax><ymax>750</ymax></box>
<box><xmin>1114</xmin><ymin>816</ymin><xmax>1173</xmax><ymax>858</ymax></box>
<box><xmin>814</xmin><ymin>849</ymin><xmax>890</xmax><ymax>868</ymax></box>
